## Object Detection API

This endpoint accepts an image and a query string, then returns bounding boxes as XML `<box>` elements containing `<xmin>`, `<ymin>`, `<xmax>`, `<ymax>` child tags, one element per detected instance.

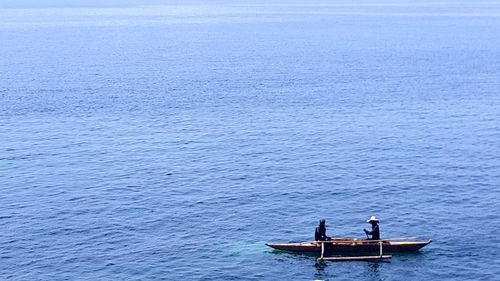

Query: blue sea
<box><xmin>1</xmin><ymin>1</ymin><xmax>499</xmax><ymax>280</ymax></box>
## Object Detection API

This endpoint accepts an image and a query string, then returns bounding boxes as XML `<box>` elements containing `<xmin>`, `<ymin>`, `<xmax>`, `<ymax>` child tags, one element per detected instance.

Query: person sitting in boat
<box><xmin>315</xmin><ymin>219</ymin><xmax>331</xmax><ymax>241</ymax></box>
<box><xmin>364</xmin><ymin>216</ymin><xmax>380</xmax><ymax>240</ymax></box>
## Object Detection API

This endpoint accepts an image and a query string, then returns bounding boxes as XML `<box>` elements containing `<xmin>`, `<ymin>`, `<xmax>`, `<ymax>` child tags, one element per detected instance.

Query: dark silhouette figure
<box><xmin>315</xmin><ymin>219</ymin><xmax>331</xmax><ymax>241</ymax></box>
<box><xmin>364</xmin><ymin>216</ymin><xmax>380</xmax><ymax>240</ymax></box>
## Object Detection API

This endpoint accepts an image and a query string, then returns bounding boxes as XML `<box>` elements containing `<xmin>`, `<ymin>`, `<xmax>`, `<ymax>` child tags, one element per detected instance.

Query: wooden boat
<box><xmin>266</xmin><ymin>238</ymin><xmax>431</xmax><ymax>254</ymax></box>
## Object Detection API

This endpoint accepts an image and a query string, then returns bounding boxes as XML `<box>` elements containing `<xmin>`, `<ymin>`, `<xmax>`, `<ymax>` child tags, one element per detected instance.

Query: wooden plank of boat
<box><xmin>316</xmin><ymin>240</ymin><xmax>392</xmax><ymax>262</ymax></box>
<box><xmin>317</xmin><ymin>255</ymin><xmax>392</xmax><ymax>262</ymax></box>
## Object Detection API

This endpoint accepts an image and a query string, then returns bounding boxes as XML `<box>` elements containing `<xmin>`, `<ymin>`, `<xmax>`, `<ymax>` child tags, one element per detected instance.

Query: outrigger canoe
<box><xmin>266</xmin><ymin>238</ymin><xmax>431</xmax><ymax>254</ymax></box>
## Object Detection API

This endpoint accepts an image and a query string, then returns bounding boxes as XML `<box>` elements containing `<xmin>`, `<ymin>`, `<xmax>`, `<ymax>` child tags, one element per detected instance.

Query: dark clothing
<box><xmin>315</xmin><ymin>225</ymin><xmax>331</xmax><ymax>241</ymax></box>
<box><xmin>365</xmin><ymin>224</ymin><xmax>380</xmax><ymax>240</ymax></box>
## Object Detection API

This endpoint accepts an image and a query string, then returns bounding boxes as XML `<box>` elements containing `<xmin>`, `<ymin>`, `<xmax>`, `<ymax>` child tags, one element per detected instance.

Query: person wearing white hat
<box><xmin>363</xmin><ymin>216</ymin><xmax>380</xmax><ymax>240</ymax></box>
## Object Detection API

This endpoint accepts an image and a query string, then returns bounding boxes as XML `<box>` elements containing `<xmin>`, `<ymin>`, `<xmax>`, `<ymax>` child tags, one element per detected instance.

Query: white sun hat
<box><xmin>367</xmin><ymin>216</ymin><xmax>379</xmax><ymax>223</ymax></box>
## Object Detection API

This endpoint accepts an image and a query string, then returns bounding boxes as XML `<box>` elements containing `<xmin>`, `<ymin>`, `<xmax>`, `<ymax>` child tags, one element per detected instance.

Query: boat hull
<box><xmin>266</xmin><ymin>239</ymin><xmax>431</xmax><ymax>254</ymax></box>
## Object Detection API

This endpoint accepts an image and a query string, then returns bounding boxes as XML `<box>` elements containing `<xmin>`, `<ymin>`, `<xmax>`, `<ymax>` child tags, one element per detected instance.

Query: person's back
<box><xmin>368</xmin><ymin>223</ymin><xmax>380</xmax><ymax>240</ymax></box>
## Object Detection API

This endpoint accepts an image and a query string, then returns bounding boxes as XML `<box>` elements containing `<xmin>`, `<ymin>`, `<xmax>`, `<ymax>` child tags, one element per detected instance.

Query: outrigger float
<box><xmin>266</xmin><ymin>238</ymin><xmax>432</xmax><ymax>262</ymax></box>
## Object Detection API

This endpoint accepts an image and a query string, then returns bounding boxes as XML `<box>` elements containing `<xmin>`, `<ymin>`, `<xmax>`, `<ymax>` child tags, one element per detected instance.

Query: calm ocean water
<box><xmin>1</xmin><ymin>1</ymin><xmax>499</xmax><ymax>280</ymax></box>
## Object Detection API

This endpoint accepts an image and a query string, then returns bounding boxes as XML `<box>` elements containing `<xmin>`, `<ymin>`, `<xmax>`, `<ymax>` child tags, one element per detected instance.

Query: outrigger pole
<box><xmin>316</xmin><ymin>240</ymin><xmax>392</xmax><ymax>262</ymax></box>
